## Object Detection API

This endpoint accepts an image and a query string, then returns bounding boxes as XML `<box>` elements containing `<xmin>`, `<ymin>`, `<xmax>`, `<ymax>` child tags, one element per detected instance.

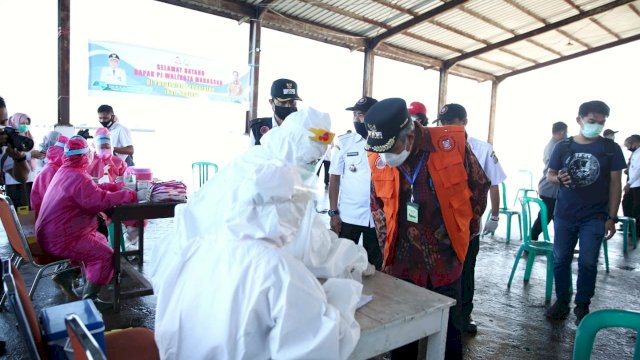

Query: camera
<box><xmin>0</xmin><ymin>126</ymin><xmax>34</xmax><ymax>152</ymax></box>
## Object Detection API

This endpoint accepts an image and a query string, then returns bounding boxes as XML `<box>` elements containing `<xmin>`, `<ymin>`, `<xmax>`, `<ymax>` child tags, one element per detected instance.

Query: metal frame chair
<box><xmin>0</xmin><ymin>195</ymin><xmax>70</xmax><ymax>308</ymax></box>
<box><xmin>65</xmin><ymin>314</ymin><xmax>108</xmax><ymax>360</ymax></box>
<box><xmin>573</xmin><ymin>309</ymin><xmax>640</xmax><ymax>360</ymax></box>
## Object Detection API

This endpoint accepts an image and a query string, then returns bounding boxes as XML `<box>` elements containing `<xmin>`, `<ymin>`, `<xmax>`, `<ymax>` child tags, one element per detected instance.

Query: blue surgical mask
<box><xmin>580</xmin><ymin>123</ymin><xmax>604</xmax><ymax>139</ymax></box>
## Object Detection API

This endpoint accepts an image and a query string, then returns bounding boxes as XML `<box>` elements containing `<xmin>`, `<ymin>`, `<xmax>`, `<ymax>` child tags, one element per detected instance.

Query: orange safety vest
<box><xmin>368</xmin><ymin>125</ymin><xmax>473</xmax><ymax>267</ymax></box>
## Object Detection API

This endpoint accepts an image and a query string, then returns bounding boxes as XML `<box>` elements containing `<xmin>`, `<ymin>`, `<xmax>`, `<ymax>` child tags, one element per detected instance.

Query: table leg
<box><xmin>426</xmin><ymin>308</ymin><xmax>449</xmax><ymax>360</ymax></box>
<box><xmin>113</xmin><ymin>220</ymin><xmax>124</xmax><ymax>313</ymax></box>
<box><xmin>138</xmin><ymin>219</ymin><xmax>144</xmax><ymax>270</ymax></box>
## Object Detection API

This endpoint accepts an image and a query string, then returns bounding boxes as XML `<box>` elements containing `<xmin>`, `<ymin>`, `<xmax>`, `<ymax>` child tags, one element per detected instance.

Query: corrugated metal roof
<box><xmin>156</xmin><ymin>0</ymin><xmax>640</xmax><ymax>81</ymax></box>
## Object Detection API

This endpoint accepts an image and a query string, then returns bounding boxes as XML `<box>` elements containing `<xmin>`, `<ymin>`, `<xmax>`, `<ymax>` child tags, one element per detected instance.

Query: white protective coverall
<box><xmin>151</xmin><ymin>107</ymin><xmax>366</xmax><ymax>359</ymax></box>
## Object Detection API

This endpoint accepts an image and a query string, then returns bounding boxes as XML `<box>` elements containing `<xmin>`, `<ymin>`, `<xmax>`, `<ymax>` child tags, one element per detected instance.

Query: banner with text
<box><xmin>88</xmin><ymin>40</ymin><xmax>249</xmax><ymax>103</ymax></box>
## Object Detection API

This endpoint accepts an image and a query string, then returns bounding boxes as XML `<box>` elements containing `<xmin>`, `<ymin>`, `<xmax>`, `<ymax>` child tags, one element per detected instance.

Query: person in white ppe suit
<box><xmin>151</xmin><ymin>107</ymin><xmax>370</xmax><ymax>360</ymax></box>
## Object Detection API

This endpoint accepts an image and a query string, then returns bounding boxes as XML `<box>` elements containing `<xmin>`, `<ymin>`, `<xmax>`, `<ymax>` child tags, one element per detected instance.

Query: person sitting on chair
<box><xmin>30</xmin><ymin>135</ymin><xmax>68</xmax><ymax>218</ymax></box>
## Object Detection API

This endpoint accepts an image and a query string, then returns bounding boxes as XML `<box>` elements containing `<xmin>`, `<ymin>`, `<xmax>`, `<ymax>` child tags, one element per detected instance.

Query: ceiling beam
<box><xmin>497</xmin><ymin>33</ymin><xmax>640</xmax><ymax>81</ymax></box>
<box><xmin>369</xmin><ymin>0</ymin><xmax>468</xmax><ymax>47</ymax></box>
<box><xmin>154</xmin><ymin>0</ymin><xmax>254</xmax><ymax>21</ymax></box>
<box><xmin>630</xmin><ymin>3</ymin><xmax>640</xmax><ymax>17</ymax></box>
<box><xmin>459</xmin><ymin>6</ymin><xmax>563</xmax><ymax>57</ymax></box>
<box><xmin>590</xmin><ymin>18</ymin><xmax>622</xmax><ymax>40</ymax></box>
<box><xmin>445</xmin><ymin>0</ymin><xmax>633</xmax><ymax>67</ymax></box>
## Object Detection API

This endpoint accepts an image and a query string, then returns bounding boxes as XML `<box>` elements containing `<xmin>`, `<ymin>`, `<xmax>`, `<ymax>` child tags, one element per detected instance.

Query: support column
<box><xmin>362</xmin><ymin>42</ymin><xmax>375</xmax><ymax>97</ymax></box>
<box><xmin>437</xmin><ymin>66</ymin><xmax>449</xmax><ymax>112</ymax></box>
<box><xmin>246</xmin><ymin>17</ymin><xmax>262</xmax><ymax>134</ymax></box>
<box><xmin>487</xmin><ymin>80</ymin><xmax>499</xmax><ymax>145</ymax></box>
<box><xmin>58</xmin><ymin>0</ymin><xmax>70</xmax><ymax>125</ymax></box>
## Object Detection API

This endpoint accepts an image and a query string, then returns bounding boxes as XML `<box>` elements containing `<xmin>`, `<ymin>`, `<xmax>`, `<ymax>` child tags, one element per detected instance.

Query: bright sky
<box><xmin>1</xmin><ymin>0</ymin><xmax>638</xmax><ymax>188</ymax></box>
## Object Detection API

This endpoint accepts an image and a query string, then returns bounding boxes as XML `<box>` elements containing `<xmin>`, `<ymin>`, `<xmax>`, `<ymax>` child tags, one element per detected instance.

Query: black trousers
<box><xmin>531</xmin><ymin>195</ymin><xmax>556</xmax><ymax>240</ymax></box>
<box><xmin>390</xmin><ymin>277</ymin><xmax>462</xmax><ymax>360</ymax></box>
<box><xmin>623</xmin><ymin>190</ymin><xmax>633</xmax><ymax>217</ymax></box>
<box><xmin>4</xmin><ymin>182</ymin><xmax>33</xmax><ymax>209</ymax></box>
<box><xmin>632</xmin><ymin>187</ymin><xmax>640</xmax><ymax>233</ymax></box>
<box><xmin>461</xmin><ymin>234</ymin><xmax>480</xmax><ymax>322</ymax></box>
<box><xmin>316</xmin><ymin>160</ymin><xmax>330</xmax><ymax>186</ymax></box>
<box><xmin>339</xmin><ymin>222</ymin><xmax>383</xmax><ymax>270</ymax></box>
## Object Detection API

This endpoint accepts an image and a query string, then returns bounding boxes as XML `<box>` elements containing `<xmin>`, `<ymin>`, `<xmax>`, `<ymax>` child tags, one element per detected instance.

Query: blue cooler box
<box><xmin>40</xmin><ymin>299</ymin><xmax>106</xmax><ymax>359</ymax></box>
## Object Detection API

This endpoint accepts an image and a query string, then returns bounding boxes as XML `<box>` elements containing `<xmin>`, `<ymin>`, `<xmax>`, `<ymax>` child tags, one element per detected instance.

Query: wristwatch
<box><xmin>328</xmin><ymin>209</ymin><xmax>340</xmax><ymax>217</ymax></box>
<box><xmin>607</xmin><ymin>215</ymin><xmax>619</xmax><ymax>223</ymax></box>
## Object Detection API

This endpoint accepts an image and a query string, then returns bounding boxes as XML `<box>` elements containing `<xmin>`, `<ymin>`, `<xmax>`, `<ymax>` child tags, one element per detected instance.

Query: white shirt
<box><xmin>628</xmin><ymin>150</ymin><xmax>640</xmax><ymax>188</ymax></box>
<box><xmin>100</xmin><ymin>67</ymin><xmax>127</xmax><ymax>85</ymax></box>
<box><xmin>107</xmin><ymin>122</ymin><xmax>133</xmax><ymax>162</ymax></box>
<box><xmin>249</xmin><ymin>116</ymin><xmax>278</xmax><ymax>146</ymax></box>
<box><xmin>468</xmin><ymin>137</ymin><xmax>507</xmax><ymax>185</ymax></box>
<box><xmin>329</xmin><ymin>133</ymin><xmax>373</xmax><ymax>227</ymax></box>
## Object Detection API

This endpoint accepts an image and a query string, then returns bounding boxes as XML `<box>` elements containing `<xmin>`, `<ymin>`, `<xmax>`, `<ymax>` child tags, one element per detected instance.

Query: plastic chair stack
<box><xmin>573</xmin><ymin>309</ymin><xmax>640</xmax><ymax>359</ymax></box>
<box><xmin>192</xmin><ymin>161</ymin><xmax>219</xmax><ymax>191</ymax></box>
<box><xmin>512</xmin><ymin>169</ymin><xmax>539</xmax><ymax>208</ymax></box>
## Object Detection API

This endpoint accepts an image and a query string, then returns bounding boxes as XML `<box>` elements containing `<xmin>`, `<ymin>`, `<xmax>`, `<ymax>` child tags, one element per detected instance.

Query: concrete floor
<box><xmin>2</xmin><ymin>198</ymin><xmax>640</xmax><ymax>359</ymax></box>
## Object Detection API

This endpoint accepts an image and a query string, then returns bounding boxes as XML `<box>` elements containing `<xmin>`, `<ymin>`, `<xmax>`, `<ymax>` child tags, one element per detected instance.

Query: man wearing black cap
<box><xmin>99</xmin><ymin>53</ymin><xmax>127</xmax><ymax>85</ymax></box>
<box><xmin>328</xmin><ymin>96</ymin><xmax>383</xmax><ymax>270</ymax></box>
<box><xmin>436</xmin><ymin>103</ymin><xmax>506</xmax><ymax>335</ymax></box>
<box><xmin>249</xmin><ymin>78</ymin><xmax>302</xmax><ymax>146</ymax></box>
<box><xmin>365</xmin><ymin>98</ymin><xmax>489</xmax><ymax>360</ymax></box>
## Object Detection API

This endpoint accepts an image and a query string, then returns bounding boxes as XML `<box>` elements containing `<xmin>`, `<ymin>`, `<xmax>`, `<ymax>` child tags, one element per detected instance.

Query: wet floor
<box><xmin>1</xmin><ymin>192</ymin><xmax>640</xmax><ymax>359</ymax></box>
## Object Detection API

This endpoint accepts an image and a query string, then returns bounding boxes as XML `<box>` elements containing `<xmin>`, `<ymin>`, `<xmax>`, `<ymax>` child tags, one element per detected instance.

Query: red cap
<box><xmin>408</xmin><ymin>101</ymin><xmax>427</xmax><ymax>116</ymax></box>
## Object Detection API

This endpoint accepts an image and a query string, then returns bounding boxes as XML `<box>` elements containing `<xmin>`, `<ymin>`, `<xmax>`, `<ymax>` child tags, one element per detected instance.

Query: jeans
<box><xmin>553</xmin><ymin>217</ymin><xmax>604</xmax><ymax>305</ymax></box>
<box><xmin>461</xmin><ymin>234</ymin><xmax>480</xmax><ymax>321</ymax></box>
<box><xmin>390</xmin><ymin>277</ymin><xmax>462</xmax><ymax>360</ymax></box>
<box><xmin>531</xmin><ymin>195</ymin><xmax>556</xmax><ymax>240</ymax></box>
<box><xmin>339</xmin><ymin>222</ymin><xmax>383</xmax><ymax>270</ymax></box>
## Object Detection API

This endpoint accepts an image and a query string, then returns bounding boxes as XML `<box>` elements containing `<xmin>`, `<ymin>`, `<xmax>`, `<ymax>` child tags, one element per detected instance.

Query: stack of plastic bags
<box><xmin>148</xmin><ymin>180</ymin><xmax>187</xmax><ymax>202</ymax></box>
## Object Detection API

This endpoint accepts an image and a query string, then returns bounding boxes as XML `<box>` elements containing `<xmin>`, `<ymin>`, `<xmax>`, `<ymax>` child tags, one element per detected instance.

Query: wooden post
<box><xmin>58</xmin><ymin>0</ymin><xmax>70</xmax><ymax>126</ymax></box>
<box><xmin>246</xmin><ymin>17</ymin><xmax>262</xmax><ymax>134</ymax></box>
<box><xmin>437</xmin><ymin>66</ymin><xmax>449</xmax><ymax>112</ymax></box>
<box><xmin>487</xmin><ymin>80</ymin><xmax>499</xmax><ymax>145</ymax></box>
<box><xmin>362</xmin><ymin>41</ymin><xmax>375</xmax><ymax>97</ymax></box>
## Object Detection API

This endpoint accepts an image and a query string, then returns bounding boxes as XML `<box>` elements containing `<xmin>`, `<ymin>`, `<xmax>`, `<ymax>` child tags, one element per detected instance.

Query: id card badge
<box><xmin>407</xmin><ymin>202</ymin><xmax>419</xmax><ymax>223</ymax></box>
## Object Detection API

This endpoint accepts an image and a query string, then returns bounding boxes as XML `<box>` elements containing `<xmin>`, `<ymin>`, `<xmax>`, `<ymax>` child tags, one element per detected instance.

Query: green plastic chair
<box><xmin>508</xmin><ymin>196</ymin><xmax>556</xmax><ymax>302</ymax></box>
<box><xmin>192</xmin><ymin>162</ymin><xmax>219</xmax><ymax>191</ymax></box>
<box><xmin>512</xmin><ymin>169</ymin><xmax>538</xmax><ymax>208</ymax></box>
<box><xmin>618</xmin><ymin>216</ymin><xmax>637</xmax><ymax>253</ymax></box>
<box><xmin>485</xmin><ymin>182</ymin><xmax>523</xmax><ymax>242</ymax></box>
<box><xmin>107</xmin><ymin>222</ymin><xmax>126</xmax><ymax>253</ymax></box>
<box><xmin>573</xmin><ymin>309</ymin><xmax>640</xmax><ymax>360</ymax></box>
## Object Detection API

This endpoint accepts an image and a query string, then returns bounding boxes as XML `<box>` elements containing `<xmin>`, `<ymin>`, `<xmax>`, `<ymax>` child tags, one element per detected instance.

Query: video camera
<box><xmin>0</xmin><ymin>126</ymin><xmax>34</xmax><ymax>152</ymax></box>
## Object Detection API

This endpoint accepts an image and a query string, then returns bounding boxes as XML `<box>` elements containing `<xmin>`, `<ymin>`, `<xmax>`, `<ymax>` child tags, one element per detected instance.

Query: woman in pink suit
<box><xmin>30</xmin><ymin>134</ymin><xmax>68</xmax><ymax>218</ymax></box>
<box><xmin>35</xmin><ymin>136</ymin><xmax>137</xmax><ymax>307</ymax></box>
<box><xmin>87</xmin><ymin>127</ymin><xmax>127</xmax><ymax>182</ymax></box>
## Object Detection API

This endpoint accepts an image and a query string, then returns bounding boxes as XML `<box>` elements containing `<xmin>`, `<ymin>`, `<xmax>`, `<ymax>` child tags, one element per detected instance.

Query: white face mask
<box><xmin>380</xmin><ymin>139</ymin><xmax>411</xmax><ymax>167</ymax></box>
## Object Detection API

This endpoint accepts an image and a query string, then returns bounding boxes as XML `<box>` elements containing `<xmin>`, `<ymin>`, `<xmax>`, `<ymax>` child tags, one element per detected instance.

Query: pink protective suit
<box><xmin>87</xmin><ymin>128</ymin><xmax>127</xmax><ymax>181</ymax></box>
<box><xmin>36</xmin><ymin>136</ymin><xmax>137</xmax><ymax>285</ymax></box>
<box><xmin>31</xmin><ymin>135</ymin><xmax>68</xmax><ymax>218</ymax></box>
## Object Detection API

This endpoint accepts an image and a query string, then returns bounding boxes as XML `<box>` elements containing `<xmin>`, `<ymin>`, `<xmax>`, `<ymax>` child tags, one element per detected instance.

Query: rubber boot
<box><xmin>52</xmin><ymin>269</ymin><xmax>80</xmax><ymax>300</ymax></box>
<box><xmin>82</xmin><ymin>281</ymin><xmax>113</xmax><ymax>311</ymax></box>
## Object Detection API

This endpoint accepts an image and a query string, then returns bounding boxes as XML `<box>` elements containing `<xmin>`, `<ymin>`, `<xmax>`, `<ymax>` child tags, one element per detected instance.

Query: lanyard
<box><xmin>398</xmin><ymin>152</ymin><xmax>426</xmax><ymax>203</ymax></box>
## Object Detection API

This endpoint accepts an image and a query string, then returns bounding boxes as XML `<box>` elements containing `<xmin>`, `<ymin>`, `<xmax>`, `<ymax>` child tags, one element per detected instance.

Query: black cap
<box><xmin>270</xmin><ymin>78</ymin><xmax>302</xmax><ymax>101</ymax></box>
<box><xmin>346</xmin><ymin>96</ymin><xmax>378</xmax><ymax>112</ymax></box>
<box><xmin>436</xmin><ymin>103</ymin><xmax>467</xmax><ymax>124</ymax></box>
<box><xmin>108</xmin><ymin>53</ymin><xmax>120</xmax><ymax>60</ymax></box>
<box><xmin>603</xmin><ymin>129</ymin><xmax>618</xmax><ymax>137</ymax></box>
<box><xmin>364</xmin><ymin>98</ymin><xmax>411</xmax><ymax>153</ymax></box>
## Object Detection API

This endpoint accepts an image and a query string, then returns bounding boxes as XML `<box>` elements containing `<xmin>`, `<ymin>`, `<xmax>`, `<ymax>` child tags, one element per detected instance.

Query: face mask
<box><xmin>380</xmin><ymin>150</ymin><xmax>409</xmax><ymax>168</ymax></box>
<box><xmin>273</xmin><ymin>106</ymin><xmax>297</xmax><ymax>121</ymax></box>
<box><xmin>18</xmin><ymin>124</ymin><xmax>29</xmax><ymax>133</ymax></box>
<box><xmin>353</xmin><ymin>122</ymin><xmax>368</xmax><ymax>139</ymax></box>
<box><xmin>580</xmin><ymin>122</ymin><xmax>604</xmax><ymax>139</ymax></box>
<box><xmin>100</xmin><ymin>121</ymin><xmax>113</xmax><ymax>128</ymax></box>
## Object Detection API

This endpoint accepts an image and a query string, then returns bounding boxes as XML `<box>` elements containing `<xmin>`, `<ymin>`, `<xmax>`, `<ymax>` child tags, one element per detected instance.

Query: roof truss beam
<box><xmin>445</xmin><ymin>0</ymin><xmax>633</xmax><ymax>67</ymax></box>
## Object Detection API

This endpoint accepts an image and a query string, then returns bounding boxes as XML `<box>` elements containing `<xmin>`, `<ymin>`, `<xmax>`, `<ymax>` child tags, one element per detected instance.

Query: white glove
<box><xmin>363</xmin><ymin>263</ymin><xmax>376</xmax><ymax>277</ymax></box>
<box><xmin>482</xmin><ymin>215</ymin><xmax>499</xmax><ymax>235</ymax></box>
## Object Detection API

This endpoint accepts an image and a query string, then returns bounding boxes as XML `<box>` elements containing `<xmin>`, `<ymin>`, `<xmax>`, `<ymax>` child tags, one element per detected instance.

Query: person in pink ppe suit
<box><xmin>35</xmin><ymin>136</ymin><xmax>137</xmax><ymax>307</ymax></box>
<box><xmin>87</xmin><ymin>127</ymin><xmax>127</xmax><ymax>182</ymax></box>
<box><xmin>30</xmin><ymin>134</ymin><xmax>69</xmax><ymax>218</ymax></box>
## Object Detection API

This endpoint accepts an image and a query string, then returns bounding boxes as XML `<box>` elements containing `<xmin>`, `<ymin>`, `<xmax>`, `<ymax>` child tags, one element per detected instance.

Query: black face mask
<box><xmin>100</xmin><ymin>116</ymin><xmax>114</xmax><ymax>129</ymax></box>
<box><xmin>274</xmin><ymin>106</ymin><xmax>297</xmax><ymax>121</ymax></box>
<box><xmin>628</xmin><ymin>146</ymin><xmax>637</xmax><ymax>152</ymax></box>
<box><xmin>353</xmin><ymin>122</ymin><xmax>368</xmax><ymax>139</ymax></box>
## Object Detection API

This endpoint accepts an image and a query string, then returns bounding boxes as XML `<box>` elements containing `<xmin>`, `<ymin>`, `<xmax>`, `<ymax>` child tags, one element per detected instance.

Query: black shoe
<box><xmin>463</xmin><ymin>318</ymin><xmax>478</xmax><ymax>335</ymax></box>
<box><xmin>574</xmin><ymin>304</ymin><xmax>590</xmax><ymax>326</ymax></box>
<box><xmin>545</xmin><ymin>300</ymin><xmax>570</xmax><ymax>320</ymax></box>
<box><xmin>52</xmin><ymin>271</ymin><xmax>80</xmax><ymax>301</ymax></box>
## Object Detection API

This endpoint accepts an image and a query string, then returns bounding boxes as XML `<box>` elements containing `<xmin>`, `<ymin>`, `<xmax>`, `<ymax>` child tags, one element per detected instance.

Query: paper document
<box><xmin>357</xmin><ymin>294</ymin><xmax>373</xmax><ymax>309</ymax></box>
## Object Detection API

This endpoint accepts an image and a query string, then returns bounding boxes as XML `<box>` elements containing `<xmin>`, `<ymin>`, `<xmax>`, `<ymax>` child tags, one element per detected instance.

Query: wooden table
<box><xmin>110</xmin><ymin>201</ymin><xmax>184</xmax><ymax>312</ymax></box>
<box><xmin>350</xmin><ymin>272</ymin><xmax>456</xmax><ymax>360</ymax></box>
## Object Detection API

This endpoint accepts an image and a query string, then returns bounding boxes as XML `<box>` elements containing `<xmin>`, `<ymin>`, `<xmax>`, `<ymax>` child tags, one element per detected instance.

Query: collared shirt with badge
<box><xmin>329</xmin><ymin>133</ymin><xmax>373</xmax><ymax>227</ymax></box>
<box><xmin>468</xmin><ymin>137</ymin><xmax>507</xmax><ymax>186</ymax></box>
